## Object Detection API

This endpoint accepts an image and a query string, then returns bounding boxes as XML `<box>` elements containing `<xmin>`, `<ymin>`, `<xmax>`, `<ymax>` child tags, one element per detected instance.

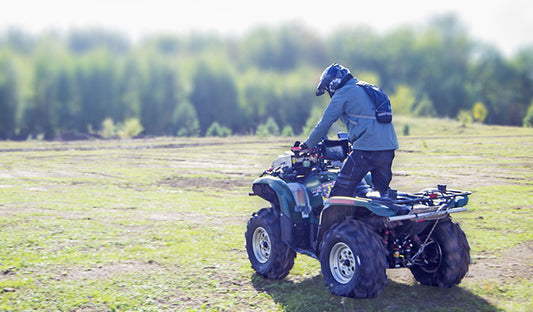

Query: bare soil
<box><xmin>387</xmin><ymin>242</ymin><xmax>533</xmax><ymax>286</ymax></box>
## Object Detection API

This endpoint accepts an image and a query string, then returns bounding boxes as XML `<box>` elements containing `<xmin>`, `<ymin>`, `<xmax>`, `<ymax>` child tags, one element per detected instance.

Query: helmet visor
<box><xmin>315</xmin><ymin>67</ymin><xmax>330</xmax><ymax>96</ymax></box>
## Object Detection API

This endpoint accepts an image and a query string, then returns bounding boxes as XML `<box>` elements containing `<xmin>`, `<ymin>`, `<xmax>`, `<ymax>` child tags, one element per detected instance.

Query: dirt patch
<box><xmin>64</xmin><ymin>260</ymin><xmax>164</xmax><ymax>281</ymax></box>
<box><xmin>157</xmin><ymin>176</ymin><xmax>250</xmax><ymax>190</ymax></box>
<box><xmin>386</xmin><ymin>242</ymin><xmax>533</xmax><ymax>285</ymax></box>
<box><xmin>467</xmin><ymin>242</ymin><xmax>533</xmax><ymax>283</ymax></box>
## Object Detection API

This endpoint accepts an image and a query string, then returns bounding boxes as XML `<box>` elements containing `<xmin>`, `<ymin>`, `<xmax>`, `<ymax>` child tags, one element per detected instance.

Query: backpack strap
<box><xmin>345</xmin><ymin>113</ymin><xmax>376</xmax><ymax>119</ymax></box>
<box><xmin>344</xmin><ymin>112</ymin><xmax>375</xmax><ymax>126</ymax></box>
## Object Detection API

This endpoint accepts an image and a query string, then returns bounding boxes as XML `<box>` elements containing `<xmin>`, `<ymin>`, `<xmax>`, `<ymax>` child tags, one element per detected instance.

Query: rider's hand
<box><xmin>299</xmin><ymin>143</ymin><xmax>311</xmax><ymax>154</ymax></box>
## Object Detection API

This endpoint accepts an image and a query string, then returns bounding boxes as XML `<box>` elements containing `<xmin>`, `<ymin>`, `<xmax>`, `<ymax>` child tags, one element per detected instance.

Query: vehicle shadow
<box><xmin>251</xmin><ymin>273</ymin><xmax>500</xmax><ymax>312</ymax></box>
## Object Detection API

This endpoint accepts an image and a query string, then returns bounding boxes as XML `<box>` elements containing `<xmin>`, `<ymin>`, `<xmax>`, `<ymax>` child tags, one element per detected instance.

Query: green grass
<box><xmin>0</xmin><ymin>118</ymin><xmax>532</xmax><ymax>311</ymax></box>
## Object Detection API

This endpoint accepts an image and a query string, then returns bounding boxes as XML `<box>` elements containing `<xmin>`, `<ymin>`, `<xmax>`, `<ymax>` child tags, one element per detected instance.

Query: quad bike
<box><xmin>245</xmin><ymin>134</ymin><xmax>471</xmax><ymax>298</ymax></box>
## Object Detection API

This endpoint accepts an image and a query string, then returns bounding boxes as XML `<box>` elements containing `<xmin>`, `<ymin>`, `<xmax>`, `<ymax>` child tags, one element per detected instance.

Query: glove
<box><xmin>299</xmin><ymin>143</ymin><xmax>311</xmax><ymax>154</ymax></box>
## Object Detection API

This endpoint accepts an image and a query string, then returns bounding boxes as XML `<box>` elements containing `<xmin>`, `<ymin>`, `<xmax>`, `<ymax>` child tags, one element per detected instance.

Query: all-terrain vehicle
<box><xmin>245</xmin><ymin>134</ymin><xmax>471</xmax><ymax>298</ymax></box>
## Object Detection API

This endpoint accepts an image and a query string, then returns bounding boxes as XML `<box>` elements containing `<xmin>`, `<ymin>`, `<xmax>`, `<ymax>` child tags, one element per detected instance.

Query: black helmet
<box><xmin>315</xmin><ymin>63</ymin><xmax>352</xmax><ymax>97</ymax></box>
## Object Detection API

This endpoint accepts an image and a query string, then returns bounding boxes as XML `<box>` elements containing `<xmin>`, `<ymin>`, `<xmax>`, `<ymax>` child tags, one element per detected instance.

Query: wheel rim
<box><xmin>329</xmin><ymin>242</ymin><xmax>358</xmax><ymax>284</ymax></box>
<box><xmin>418</xmin><ymin>238</ymin><xmax>443</xmax><ymax>273</ymax></box>
<box><xmin>252</xmin><ymin>227</ymin><xmax>271</xmax><ymax>264</ymax></box>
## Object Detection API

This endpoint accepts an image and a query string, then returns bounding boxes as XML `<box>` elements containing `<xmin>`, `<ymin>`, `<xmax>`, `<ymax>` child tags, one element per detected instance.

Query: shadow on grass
<box><xmin>252</xmin><ymin>273</ymin><xmax>500</xmax><ymax>312</ymax></box>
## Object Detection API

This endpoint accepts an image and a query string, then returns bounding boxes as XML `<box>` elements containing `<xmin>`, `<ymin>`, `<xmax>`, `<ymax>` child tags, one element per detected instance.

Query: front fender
<box><xmin>251</xmin><ymin>176</ymin><xmax>297</xmax><ymax>220</ymax></box>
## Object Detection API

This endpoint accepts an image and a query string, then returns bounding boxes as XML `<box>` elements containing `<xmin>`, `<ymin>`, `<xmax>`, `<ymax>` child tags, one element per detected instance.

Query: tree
<box><xmin>0</xmin><ymin>19</ymin><xmax>532</xmax><ymax>140</ymax></box>
<box><xmin>469</xmin><ymin>47</ymin><xmax>521</xmax><ymax>125</ymax></box>
<box><xmin>76</xmin><ymin>48</ymin><xmax>118</xmax><ymax>133</ymax></box>
<box><xmin>240</xmin><ymin>69</ymin><xmax>283</xmax><ymax>133</ymax></box>
<box><xmin>413</xmin><ymin>16</ymin><xmax>472</xmax><ymax>118</ymax></box>
<box><xmin>138</xmin><ymin>53</ymin><xmax>183</xmax><ymax>135</ymax></box>
<box><xmin>279</xmin><ymin>68</ymin><xmax>319</xmax><ymax>135</ymax></box>
<box><xmin>240</xmin><ymin>22</ymin><xmax>328</xmax><ymax>71</ymax></box>
<box><xmin>301</xmin><ymin>105</ymin><xmax>346</xmax><ymax>140</ymax></box>
<box><xmin>328</xmin><ymin>26</ymin><xmax>384</xmax><ymax>78</ymax></box>
<box><xmin>301</xmin><ymin>106</ymin><xmax>324</xmax><ymax>137</ymax></box>
<box><xmin>390</xmin><ymin>85</ymin><xmax>416</xmax><ymax>116</ymax></box>
<box><xmin>0</xmin><ymin>56</ymin><xmax>18</xmax><ymax>139</ymax></box>
<box><xmin>190</xmin><ymin>61</ymin><xmax>242</xmax><ymax>135</ymax></box>
<box><xmin>115</xmin><ymin>56</ymin><xmax>142</xmax><ymax>122</ymax></box>
<box><xmin>25</xmin><ymin>38</ymin><xmax>80</xmax><ymax>139</ymax></box>
<box><xmin>174</xmin><ymin>101</ymin><xmax>200</xmax><ymax>137</ymax></box>
<box><xmin>510</xmin><ymin>48</ymin><xmax>533</xmax><ymax>125</ymax></box>
<box><xmin>67</xmin><ymin>28</ymin><xmax>130</xmax><ymax>54</ymax></box>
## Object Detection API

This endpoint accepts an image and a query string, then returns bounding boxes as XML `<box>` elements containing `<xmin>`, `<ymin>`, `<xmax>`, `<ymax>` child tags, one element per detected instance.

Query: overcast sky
<box><xmin>2</xmin><ymin>0</ymin><xmax>532</xmax><ymax>55</ymax></box>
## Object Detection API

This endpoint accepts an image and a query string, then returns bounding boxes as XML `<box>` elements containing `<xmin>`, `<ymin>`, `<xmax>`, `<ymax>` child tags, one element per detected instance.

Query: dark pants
<box><xmin>330</xmin><ymin>150</ymin><xmax>395</xmax><ymax>197</ymax></box>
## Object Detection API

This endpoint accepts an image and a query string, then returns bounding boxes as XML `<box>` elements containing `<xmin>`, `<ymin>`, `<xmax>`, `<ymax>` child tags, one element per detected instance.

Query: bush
<box><xmin>457</xmin><ymin>110</ymin><xmax>473</xmax><ymax>127</ymax></box>
<box><xmin>281</xmin><ymin>125</ymin><xmax>294</xmax><ymax>137</ymax></box>
<box><xmin>119</xmin><ymin>118</ymin><xmax>144</xmax><ymax>138</ymax></box>
<box><xmin>100</xmin><ymin>118</ymin><xmax>144</xmax><ymax>139</ymax></box>
<box><xmin>472</xmin><ymin>102</ymin><xmax>488</xmax><ymax>123</ymax></box>
<box><xmin>206</xmin><ymin>122</ymin><xmax>232</xmax><ymax>137</ymax></box>
<box><xmin>100</xmin><ymin>118</ymin><xmax>117</xmax><ymax>138</ymax></box>
<box><xmin>256</xmin><ymin>117</ymin><xmax>280</xmax><ymax>138</ymax></box>
<box><xmin>413</xmin><ymin>94</ymin><xmax>436</xmax><ymax>117</ymax></box>
<box><xmin>523</xmin><ymin>101</ymin><xmax>533</xmax><ymax>127</ymax></box>
<box><xmin>402</xmin><ymin>124</ymin><xmax>410</xmax><ymax>136</ymax></box>
<box><xmin>390</xmin><ymin>85</ymin><xmax>416</xmax><ymax>116</ymax></box>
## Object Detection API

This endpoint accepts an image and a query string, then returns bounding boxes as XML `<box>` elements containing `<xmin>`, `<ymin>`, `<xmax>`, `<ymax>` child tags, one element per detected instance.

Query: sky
<box><xmin>1</xmin><ymin>0</ymin><xmax>532</xmax><ymax>55</ymax></box>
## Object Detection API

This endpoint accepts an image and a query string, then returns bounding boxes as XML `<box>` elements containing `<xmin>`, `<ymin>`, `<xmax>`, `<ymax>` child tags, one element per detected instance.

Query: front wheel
<box><xmin>410</xmin><ymin>220</ymin><xmax>470</xmax><ymax>287</ymax></box>
<box><xmin>319</xmin><ymin>220</ymin><xmax>387</xmax><ymax>298</ymax></box>
<box><xmin>245</xmin><ymin>208</ymin><xmax>296</xmax><ymax>279</ymax></box>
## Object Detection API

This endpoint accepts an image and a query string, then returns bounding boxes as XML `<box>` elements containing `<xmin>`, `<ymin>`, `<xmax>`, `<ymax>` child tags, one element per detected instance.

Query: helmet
<box><xmin>315</xmin><ymin>63</ymin><xmax>352</xmax><ymax>97</ymax></box>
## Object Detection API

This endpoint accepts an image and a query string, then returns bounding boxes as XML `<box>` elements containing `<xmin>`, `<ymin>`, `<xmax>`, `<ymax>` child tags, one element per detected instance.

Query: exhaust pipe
<box><xmin>387</xmin><ymin>206</ymin><xmax>468</xmax><ymax>222</ymax></box>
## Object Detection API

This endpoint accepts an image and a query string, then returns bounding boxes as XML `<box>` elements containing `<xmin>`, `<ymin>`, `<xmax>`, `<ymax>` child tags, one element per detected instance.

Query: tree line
<box><xmin>0</xmin><ymin>15</ymin><xmax>532</xmax><ymax>140</ymax></box>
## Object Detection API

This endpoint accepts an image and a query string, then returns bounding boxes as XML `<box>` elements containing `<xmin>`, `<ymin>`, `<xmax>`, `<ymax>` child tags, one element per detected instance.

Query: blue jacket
<box><xmin>303</xmin><ymin>78</ymin><xmax>399</xmax><ymax>151</ymax></box>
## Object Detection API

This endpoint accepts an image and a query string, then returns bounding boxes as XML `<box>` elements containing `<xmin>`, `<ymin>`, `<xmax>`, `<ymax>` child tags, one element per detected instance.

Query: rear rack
<box><xmin>370</xmin><ymin>185</ymin><xmax>471</xmax><ymax>206</ymax></box>
<box><xmin>368</xmin><ymin>185</ymin><xmax>471</xmax><ymax>222</ymax></box>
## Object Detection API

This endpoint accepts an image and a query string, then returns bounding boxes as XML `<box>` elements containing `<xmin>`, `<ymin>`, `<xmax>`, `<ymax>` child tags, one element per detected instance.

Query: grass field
<box><xmin>0</xmin><ymin>117</ymin><xmax>532</xmax><ymax>311</ymax></box>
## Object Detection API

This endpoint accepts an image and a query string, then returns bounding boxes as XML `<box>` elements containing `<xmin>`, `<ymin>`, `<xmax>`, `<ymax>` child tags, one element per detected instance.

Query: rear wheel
<box><xmin>410</xmin><ymin>220</ymin><xmax>470</xmax><ymax>287</ymax></box>
<box><xmin>245</xmin><ymin>208</ymin><xmax>295</xmax><ymax>279</ymax></box>
<box><xmin>319</xmin><ymin>220</ymin><xmax>387</xmax><ymax>298</ymax></box>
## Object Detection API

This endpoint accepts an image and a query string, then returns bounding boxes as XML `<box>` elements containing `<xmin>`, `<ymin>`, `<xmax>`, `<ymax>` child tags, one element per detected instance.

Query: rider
<box><xmin>301</xmin><ymin>63</ymin><xmax>399</xmax><ymax>197</ymax></box>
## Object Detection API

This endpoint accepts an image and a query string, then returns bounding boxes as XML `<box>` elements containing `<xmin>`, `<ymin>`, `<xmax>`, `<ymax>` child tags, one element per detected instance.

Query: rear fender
<box><xmin>318</xmin><ymin>196</ymin><xmax>394</xmax><ymax>242</ymax></box>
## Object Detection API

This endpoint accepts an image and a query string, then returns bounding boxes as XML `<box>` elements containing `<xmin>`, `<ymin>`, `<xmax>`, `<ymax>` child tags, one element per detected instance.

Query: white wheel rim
<box><xmin>252</xmin><ymin>227</ymin><xmax>271</xmax><ymax>264</ymax></box>
<box><xmin>329</xmin><ymin>242</ymin><xmax>357</xmax><ymax>284</ymax></box>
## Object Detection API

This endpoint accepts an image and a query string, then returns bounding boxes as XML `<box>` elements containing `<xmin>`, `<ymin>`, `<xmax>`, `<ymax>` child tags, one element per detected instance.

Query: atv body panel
<box><xmin>246</xmin><ymin>134</ymin><xmax>471</xmax><ymax>298</ymax></box>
